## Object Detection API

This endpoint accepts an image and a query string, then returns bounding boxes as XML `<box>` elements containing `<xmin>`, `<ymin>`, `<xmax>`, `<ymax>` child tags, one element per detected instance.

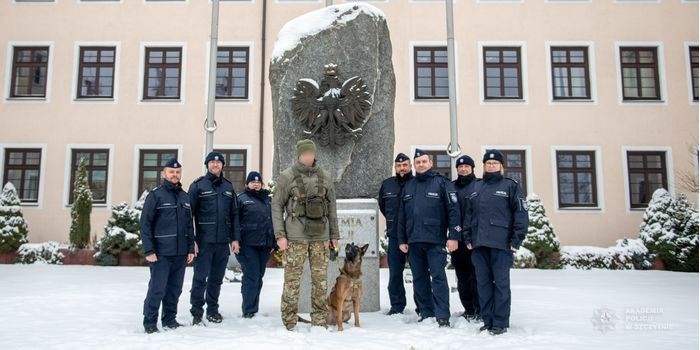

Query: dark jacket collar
<box><xmin>396</xmin><ymin>172</ymin><xmax>413</xmax><ymax>186</ymax></box>
<box><xmin>162</xmin><ymin>180</ymin><xmax>183</xmax><ymax>192</ymax></box>
<box><xmin>483</xmin><ymin>171</ymin><xmax>503</xmax><ymax>184</ymax></box>
<box><xmin>454</xmin><ymin>173</ymin><xmax>476</xmax><ymax>188</ymax></box>
<box><xmin>415</xmin><ymin>169</ymin><xmax>436</xmax><ymax>182</ymax></box>
<box><xmin>244</xmin><ymin>187</ymin><xmax>270</xmax><ymax>199</ymax></box>
<box><xmin>206</xmin><ymin>171</ymin><xmax>223</xmax><ymax>185</ymax></box>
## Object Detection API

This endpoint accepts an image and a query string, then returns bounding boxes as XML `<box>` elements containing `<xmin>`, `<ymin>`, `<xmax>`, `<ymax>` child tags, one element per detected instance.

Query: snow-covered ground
<box><xmin>0</xmin><ymin>265</ymin><xmax>697</xmax><ymax>350</ymax></box>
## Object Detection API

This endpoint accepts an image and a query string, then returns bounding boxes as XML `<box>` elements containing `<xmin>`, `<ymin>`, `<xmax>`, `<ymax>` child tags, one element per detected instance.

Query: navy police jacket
<box><xmin>378</xmin><ymin>174</ymin><xmax>412</xmax><ymax>239</ymax></box>
<box><xmin>397</xmin><ymin>170</ymin><xmax>462</xmax><ymax>245</ymax></box>
<box><xmin>188</xmin><ymin>172</ymin><xmax>240</xmax><ymax>244</ymax></box>
<box><xmin>140</xmin><ymin>181</ymin><xmax>195</xmax><ymax>257</ymax></box>
<box><xmin>462</xmin><ymin>172</ymin><xmax>528</xmax><ymax>251</ymax></box>
<box><xmin>237</xmin><ymin>188</ymin><xmax>275</xmax><ymax>248</ymax></box>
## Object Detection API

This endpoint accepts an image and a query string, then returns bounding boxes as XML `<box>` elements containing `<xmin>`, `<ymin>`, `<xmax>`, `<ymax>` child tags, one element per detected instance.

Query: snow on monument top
<box><xmin>271</xmin><ymin>3</ymin><xmax>385</xmax><ymax>62</ymax></box>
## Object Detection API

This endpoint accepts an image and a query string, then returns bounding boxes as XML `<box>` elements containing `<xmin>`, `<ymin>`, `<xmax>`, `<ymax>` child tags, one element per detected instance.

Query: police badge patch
<box><xmin>520</xmin><ymin>197</ymin><xmax>528</xmax><ymax>211</ymax></box>
<box><xmin>449</xmin><ymin>192</ymin><xmax>458</xmax><ymax>204</ymax></box>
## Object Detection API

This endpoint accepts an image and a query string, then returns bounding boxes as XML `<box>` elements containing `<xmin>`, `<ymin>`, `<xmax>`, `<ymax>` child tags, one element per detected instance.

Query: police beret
<box><xmin>205</xmin><ymin>151</ymin><xmax>225</xmax><ymax>166</ymax></box>
<box><xmin>414</xmin><ymin>148</ymin><xmax>427</xmax><ymax>159</ymax></box>
<box><xmin>246</xmin><ymin>171</ymin><xmax>262</xmax><ymax>184</ymax></box>
<box><xmin>483</xmin><ymin>149</ymin><xmax>504</xmax><ymax>164</ymax></box>
<box><xmin>164</xmin><ymin>157</ymin><xmax>182</xmax><ymax>169</ymax></box>
<box><xmin>395</xmin><ymin>153</ymin><xmax>409</xmax><ymax>163</ymax></box>
<box><xmin>455</xmin><ymin>155</ymin><xmax>475</xmax><ymax>168</ymax></box>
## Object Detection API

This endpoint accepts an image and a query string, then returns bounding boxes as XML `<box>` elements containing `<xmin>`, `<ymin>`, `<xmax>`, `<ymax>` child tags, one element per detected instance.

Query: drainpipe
<box><xmin>258</xmin><ymin>0</ymin><xmax>268</xmax><ymax>173</ymax></box>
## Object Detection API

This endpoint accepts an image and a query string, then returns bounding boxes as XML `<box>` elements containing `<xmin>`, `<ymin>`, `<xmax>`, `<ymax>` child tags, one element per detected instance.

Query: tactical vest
<box><xmin>292</xmin><ymin>168</ymin><xmax>329</xmax><ymax>235</ymax></box>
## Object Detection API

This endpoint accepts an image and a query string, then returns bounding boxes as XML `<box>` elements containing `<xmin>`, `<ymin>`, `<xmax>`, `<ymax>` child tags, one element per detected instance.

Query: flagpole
<box><xmin>445</xmin><ymin>0</ymin><xmax>461</xmax><ymax>158</ymax></box>
<box><xmin>205</xmin><ymin>0</ymin><xmax>221</xmax><ymax>154</ymax></box>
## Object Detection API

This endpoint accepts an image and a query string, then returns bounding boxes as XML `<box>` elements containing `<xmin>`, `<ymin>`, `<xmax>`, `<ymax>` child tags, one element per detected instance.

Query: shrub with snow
<box><xmin>512</xmin><ymin>246</ymin><xmax>537</xmax><ymax>269</ymax></box>
<box><xmin>15</xmin><ymin>241</ymin><xmax>66</xmax><ymax>264</ymax></box>
<box><xmin>0</xmin><ymin>183</ymin><xmax>29</xmax><ymax>253</ymax></box>
<box><xmin>522</xmin><ymin>194</ymin><xmax>560</xmax><ymax>269</ymax></box>
<box><xmin>94</xmin><ymin>192</ymin><xmax>147</xmax><ymax>266</ymax></box>
<box><xmin>639</xmin><ymin>189</ymin><xmax>699</xmax><ymax>272</ymax></box>
<box><xmin>378</xmin><ymin>234</ymin><xmax>388</xmax><ymax>257</ymax></box>
<box><xmin>560</xmin><ymin>238</ymin><xmax>652</xmax><ymax>270</ymax></box>
<box><xmin>69</xmin><ymin>158</ymin><xmax>93</xmax><ymax>249</ymax></box>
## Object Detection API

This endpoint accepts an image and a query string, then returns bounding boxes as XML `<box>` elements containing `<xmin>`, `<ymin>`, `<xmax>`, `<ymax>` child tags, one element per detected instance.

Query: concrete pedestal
<box><xmin>297</xmin><ymin>199</ymin><xmax>380</xmax><ymax>313</ymax></box>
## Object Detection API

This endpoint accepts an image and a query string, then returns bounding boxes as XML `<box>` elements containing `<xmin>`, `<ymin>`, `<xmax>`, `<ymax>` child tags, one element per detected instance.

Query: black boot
<box><xmin>164</xmin><ymin>321</ymin><xmax>182</xmax><ymax>330</ymax></box>
<box><xmin>417</xmin><ymin>316</ymin><xmax>434</xmax><ymax>323</ymax></box>
<box><xmin>437</xmin><ymin>319</ymin><xmax>451</xmax><ymax>328</ymax></box>
<box><xmin>242</xmin><ymin>313</ymin><xmax>255</xmax><ymax>319</ymax></box>
<box><xmin>192</xmin><ymin>315</ymin><xmax>203</xmax><ymax>326</ymax></box>
<box><xmin>207</xmin><ymin>313</ymin><xmax>223</xmax><ymax>323</ymax></box>
<box><xmin>386</xmin><ymin>310</ymin><xmax>402</xmax><ymax>316</ymax></box>
<box><xmin>479</xmin><ymin>325</ymin><xmax>491</xmax><ymax>332</ymax></box>
<box><xmin>144</xmin><ymin>326</ymin><xmax>159</xmax><ymax>334</ymax></box>
<box><xmin>489</xmin><ymin>327</ymin><xmax>507</xmax><ymax>335</ymax></box>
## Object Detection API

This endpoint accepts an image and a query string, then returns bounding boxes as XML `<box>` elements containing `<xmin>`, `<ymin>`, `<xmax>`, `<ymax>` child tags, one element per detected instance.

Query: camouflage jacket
<box><xmin>272</xmin><ymin>162</ymin><xmax>340</xmax><ymax>241</ymax></box>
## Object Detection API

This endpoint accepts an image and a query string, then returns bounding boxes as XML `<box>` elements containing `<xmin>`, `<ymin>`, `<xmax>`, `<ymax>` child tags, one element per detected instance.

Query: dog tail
<box><xmin>297</xmin><ymin>315</ymin><xmax>312</xmax><ymax>324</ymax></box>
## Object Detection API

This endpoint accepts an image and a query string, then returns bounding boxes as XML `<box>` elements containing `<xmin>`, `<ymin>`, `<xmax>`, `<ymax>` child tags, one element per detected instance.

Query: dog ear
<box><xmin>360</xmin><ymin>244</ymin><xmax>369</xmax><ymax>255</ymax></box>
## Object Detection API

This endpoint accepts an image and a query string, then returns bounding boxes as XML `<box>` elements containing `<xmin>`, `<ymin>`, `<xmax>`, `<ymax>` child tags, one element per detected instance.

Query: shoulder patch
<box><xmin>505</xmin><ymin>177</ymin><xmax>519</xmax><ymax>184</ymax></box>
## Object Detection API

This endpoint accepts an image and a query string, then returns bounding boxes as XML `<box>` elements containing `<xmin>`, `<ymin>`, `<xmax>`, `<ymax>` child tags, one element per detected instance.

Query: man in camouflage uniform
<box><xmin>272</xmin><ymin>139</ymin><xmax>340</xmax><ymax>330</ymax></box>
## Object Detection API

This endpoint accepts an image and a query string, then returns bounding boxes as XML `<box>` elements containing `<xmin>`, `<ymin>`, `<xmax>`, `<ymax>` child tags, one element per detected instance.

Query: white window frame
<box><xmin>621</xmin><ymin>146</ymin><xmax>675</xmax><ymax>212</ymax></box>
<box><xmin>77</xmin><ymin>0</ymin><xmax>123</xmax><ymax>4</ymax></box>
<box><xmin>71</xmin><ymin>41</ymin><xmax>121</xmax><ymax>104</ymax></box>
<box><xmin>684</xmin><ymin>41</ymin><xmax>699</xmax><ymax>105</ymax></box>
<box><xmin>203</xmin><ymin>41</ymin><xmax>255</xmax><ymax>105</ymax></box>
<box><xmin>0</xmin><ymin>143</ymin><xmax>48</xmax><ymax>208</ymax></box>
<box><xmin>63</xmin><ymin>144</ymin><xmax>115</xmax><ymax>209</ymax></box>
<box><xmin>550</xmin><ymin>145</ymin><xmax>605</xmax><ymax>213</ymax></box>
<box><xmin>408</xmin><ymin>41</ymin><xmax>460</xmax><ymax>105</ymax></box>
<box><xmin>275</xmin><ymin>0</ymin><xmax>321</xmax><ymax>4</ymax></box>
<box><xmin>143</xmin><ymin>0</ymin><xmax>189</xmax><ymax>4</ymax></box>
<box><xmin>137</xmin><ymin>42</ymin><xmax>188</xmax><ymax>105</ymax></box>
<box><xmin>545</xmin><ymin>41</ymin><xmax>598</xmax><ymax>105</ymax></box>
<box><xmin>614</xmin><ymin>41</ymin><xmax>667</xmax><ymax>106</ymax></box>
<box><xmin>131</xmin><ymin>144</ymin><xmax>184</xmax><ymax>203</ymax></box>
<box><xmin>480</xmin><ymin>145</ymin><xmax>533</xmax><ymax>195</ymax></box>
<box><xmin>4</xmin><ymin>41</ymin><xmax>55</xmax><ymax>104</ymax></box>
<box><xmin>477</xmin><ymin>40</ymin><xmax>529</xmax><ymax>105</ymax></box>
<box><xmin>12</xmin><ymin>0</ymin><xmax>58</xmax><ymax>4</ymax></box>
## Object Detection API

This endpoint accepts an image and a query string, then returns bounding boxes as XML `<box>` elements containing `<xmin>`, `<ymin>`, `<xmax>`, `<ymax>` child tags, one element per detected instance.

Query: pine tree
<box><xmin>670</xmin><ymin>193</ymin><xmax>699</xmax><ymax>272</ymax></box>
<box><xmin>69</xmin><ymin>158</ymin><xmax>93</xmax><ymax>249</ymax></box>
<box><xmin>0</xmin><ymin>182</ymin><xmax>29</xmax><ymax>252</ymax></box>
<box><xmin>522</xmin><ymin>193</ymin><xmax>561</xmax><ymax>269</ymax></box>
<box><xmin>95</xmin><ymin>191</ymin><xmax>149</xmax><ymax>265</ymax></box>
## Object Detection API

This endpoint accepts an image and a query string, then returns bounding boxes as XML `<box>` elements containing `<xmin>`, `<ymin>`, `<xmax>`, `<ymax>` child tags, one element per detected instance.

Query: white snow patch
<box><xmin>271</xmin><ymin>3</ymin><xmax>385</xmax><ymax>62</ymax></box>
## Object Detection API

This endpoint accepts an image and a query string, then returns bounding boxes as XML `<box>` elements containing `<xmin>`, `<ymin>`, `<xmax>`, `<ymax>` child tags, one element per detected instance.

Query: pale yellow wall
<box><xmin>0</xmin><ymin>0</ymin><xmax>697</xmax><ymax>247</ymax></box>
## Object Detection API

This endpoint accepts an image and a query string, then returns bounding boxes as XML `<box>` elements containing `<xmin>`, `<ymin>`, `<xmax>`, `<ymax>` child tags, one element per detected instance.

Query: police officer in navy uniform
<box><xmin>463</xmin><ymin>149</ymin><xmax>528</xmax><ymax>335</ymax></box>
<box><xmin>189</xmin><ymin>151</ymin><xmax>241</xmax><ymax>325</ymax></box>
<box><xmin>451</xmin><ymin>155</ymin><xmax>481</xmax><ymax>322</ymax></box>
<box><xmin>140</xmin><ymin>158</ymin><xmax>195</xmax><ymax>334</ymax></box>
<box><xmin>397</xmin><ymin>149</ymin><xmax>462</xmax><ymax>328</ymax></box>
<box><xmin>236</xmin><ymin>171</ymin><xmax>275</xmax><ymax>319</ymax></box>
<box><xmin>378</xmin><ymin>153</ymin><xmax>416</xmax><ymax>316</ymax></box>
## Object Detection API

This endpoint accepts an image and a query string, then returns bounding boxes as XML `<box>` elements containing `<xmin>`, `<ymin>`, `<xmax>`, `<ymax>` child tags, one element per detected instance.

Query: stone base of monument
<box><xmin>297</xmin><ymin>199</ymin><xmax>380</xmax><ymax>313</ymax></box>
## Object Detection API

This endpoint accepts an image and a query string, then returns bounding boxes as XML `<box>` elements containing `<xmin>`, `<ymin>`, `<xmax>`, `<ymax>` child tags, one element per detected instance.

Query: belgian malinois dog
<box><xmin>327</xmin><ymin>242</ymin><xmax>368</xmax><ymax>332</ymax></box>
<box><xmin>296</xmin><ymin>242</ymin><xmax>368</xmax><ymax>331</ymax></box>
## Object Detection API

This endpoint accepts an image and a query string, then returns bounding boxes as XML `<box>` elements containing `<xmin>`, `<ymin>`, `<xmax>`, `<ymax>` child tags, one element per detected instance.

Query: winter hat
<box><xmin>204</xmin><ymin>151</ymin><xmax>225</xmax><ymax>166</ymax></box>
<box><xmin>394</xmin><ymin>153</ymin><xmax>410</xmax><ymax>163</ymax></box>
<box><xmin>482</xmin><ymin>149</ymin><xmax>504</xmax><ymax>164</ymax></box>
<box><xmin>246</xmin><ymin>171</ymin><xmax>262</xmax><ymax>184</ymax></box>
<box><xmin>455</xmin><ymin>155</ymin><xmax>475</xmax><ymax>168</ymax></box>
<box><xmin>164</xmin><ymin>158</ymin><xmax>182</xmax><ymax>169</ymax></box>
<box><xmin>296</xmin><ymin>139</ymin><xmax>317</xmax><ymax>157</ymax></box>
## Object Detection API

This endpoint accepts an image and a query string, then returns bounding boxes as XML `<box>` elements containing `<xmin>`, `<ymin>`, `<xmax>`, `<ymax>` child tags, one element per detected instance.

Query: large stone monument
<box><xmin>269</xmin><ymin>3</ymin><xmax>395</xmax><ymax>313</ymax></box>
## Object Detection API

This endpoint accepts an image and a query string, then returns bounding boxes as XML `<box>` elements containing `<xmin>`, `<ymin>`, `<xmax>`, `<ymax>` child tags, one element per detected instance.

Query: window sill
<box><xmin>140</xmin><ymin>99</ymin><xmax>182</xmax><ymax>103</ymax></box>
<box><xmin>74</xmin><ymin>98</ymin><xmax>115</xmax><ymax>102</ymax></box>
<box><xmin>413</xmin><ymin>98</ymin><xmax>449</xmax><ymax>103</ymax></box>
<box><xmin>550</xmin><ymin>99</ymin><xmax>595</xmax><ymax>103</ymax></box>
<box><xmin>20</xmin><ymin>202</ymin><xmax>40</xmax><ymax>207</ymax></box>
<box><xmin>216</xmin><ymin>98</ymin><xmax>251</xmax><ymax>103</ymax></box>
<box><xmin>621</xmin><ymin>99</ymin><xmax>666</xmax><ymax>104</ymax></box>
<box><xmin>557</xmin><ymin>207</ymin><xmax>602</xmax><ymax>211</ymax></box>
<box><xmin>482</xmin><ymin>99</ymin><xmax>527</xmax><ymax>103</ymax></box>
<box><xmin>6</xmin><ymin>97</ymin><xmax>47</xmax><ymax>102</ymax></box>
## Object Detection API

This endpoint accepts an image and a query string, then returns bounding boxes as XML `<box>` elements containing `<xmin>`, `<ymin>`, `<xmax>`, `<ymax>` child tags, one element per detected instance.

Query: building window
<box><xmin>10</xmin><ymin>47</ymin><xmax>49</xmax><ymax>98</ymax></box>
<box><xmin>77</xmin><ymin>47</ymin><xmax>116</xmax><ymax>99</ymax></box>
<box><xmin>502</xmin><ymin>150</ymin><xmax>527</xmax><ymax>196</ymax></box>
<box><xmin>620</xmin><ymin>47</ymin><xmax>661</xmax><ymax>101</ymax></box>
<box><xmin>424</xmin><ymin>150</ymin><xmax>452</xmax><ymax>180</ymax></box>
<box><xmin>484</xmin><ymin>47</ymin><xmax>522</xmax><ymax>100</ymax></box>
<box><xmin>69</xmin><ymin>149</ymin><xmax>109</xmax><ymax>204</ymax></box>
<box><xmin>690</xmin><ymin>46</ymin><xmax>699</xmax><ymax>102</ymax></box>
<box><xmin>626</xmin><ymin>151</ymin><xmax>668</xmax><ymax>209</ymax></box>
<box><xmin>216</xmin><ymin>47</ymin><xmax>249</xmax><ymax>99</ymax></box>
<box><xmin>143</xmin><ymin>47</ymin><xmax>182</xmax><ymax>100</ymax></box>
<box><xmin>137</xmin><ymin>149</ymin><xmax>178</xmax><ymax>198</ymax></box>
<box><xmin>551</xmin><ymin>47</ymin><xmax>590</xmax><ymax>100</ymax></box>
<box><xmin>414</xmin><ymin>47</ymin><xmax>449</xmax><ymax>100</ymax></box>
<box><xmin>2</xmin><ymin>149</ymin><xmax>41</xmax><ymax>203</ymax></box>
<box><xmin>215</xmin><ymin>149</ymin><xmax>247</xmax><ymax>191</ymax></box>
<box><xmin>555</xmin><ymin>150</ymin><xmax>598</xmax><ymax>208</ymax></box>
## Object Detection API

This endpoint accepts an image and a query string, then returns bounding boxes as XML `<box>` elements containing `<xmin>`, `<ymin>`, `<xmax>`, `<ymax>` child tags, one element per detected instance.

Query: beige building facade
<box><xmin>0</xmin><ymin>0</ymin><xmax>697</xmax><ymax>247</ymax></box>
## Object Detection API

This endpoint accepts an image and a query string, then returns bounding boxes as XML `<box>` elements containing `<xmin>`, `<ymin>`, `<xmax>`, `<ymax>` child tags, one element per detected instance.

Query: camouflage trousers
<box><xmin>280</xmin><ymin>240</ymin><xmax>329</xmax><ymax>330</ymax></box>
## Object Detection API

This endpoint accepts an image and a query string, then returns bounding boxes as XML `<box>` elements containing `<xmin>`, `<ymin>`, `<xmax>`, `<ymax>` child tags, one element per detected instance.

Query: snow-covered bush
<box><xmin>560</xmin><ymin>238</ymin><xmax>653</xmax><ymax>270</ymax></box>
<box><xmin>379</xmin><ymin>234</ymin><xmax>388</xmax><ymax>257</ymax></box>
<box><xmin>639</xmin><ymin>189</ymin><xmax>699</xmax><ymax>272</ymax></box>
<box><xmin>15</xmin><ymin>241</ymin><xmax>66</xmax><ymax>264</ymax></box>
<box><xmin>0</xmin><ymin>183</ymin><xmax>28</xmax><ymax>252</ymax></box>
<box><xmin>512</xmin><ymin>246</ymin><xmax>537</xmax><ymax>269</ymax></box>
<box><xmin>522</xmin><ymin>194</ymin><xmax>561</xmax><ymax>269</ymax></box>
<box><xmin>95</xmin><ymin>192</ymin><xmax>147</xmax><ymax>266</ymax></box>
<box><xmin>69</xmin><ymin>158</ymin><xmax>92</xmax><ymax>249</ymax></box>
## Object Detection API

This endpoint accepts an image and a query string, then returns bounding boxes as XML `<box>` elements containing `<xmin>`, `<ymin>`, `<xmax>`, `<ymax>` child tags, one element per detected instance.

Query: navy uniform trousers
<box><xmin>143</xmin><ymin>255</ymin><xmax>187</xmax><ymax>327</ymax></box>
<box><xmin>387</xmin><ymin>236</ymin><xmax>413</xmax><ymax>313</ymax></box>
<box><xmin>471</xmin><ymin>246</ymin><xmax>513</xmax><ymax>328</ymax></box>
<box><xmin>407</xmin><ymin>242</ymin><xmax>450</xmax><ymax>320</ymax></box>
<box><xmin>451</xmin><ymin>241</ymin><xmax>480</xmax><ymax>316</ymax></box>
<box><xmin>236</xmin><ymin>245</ymin><xmax>270</xmax><ymax>314</ymax></box>
<box><xmin>190</xmin><ymin>242</ymin><xmax>230</xmax><ymax>317</ymax></box>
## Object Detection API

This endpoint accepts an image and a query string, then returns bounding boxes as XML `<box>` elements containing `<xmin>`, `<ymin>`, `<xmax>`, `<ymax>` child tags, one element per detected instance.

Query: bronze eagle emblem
<box><xmin>291</xmin><ymin>64</ymin><xmax>372</xmax><ymax>147</ymax></box>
